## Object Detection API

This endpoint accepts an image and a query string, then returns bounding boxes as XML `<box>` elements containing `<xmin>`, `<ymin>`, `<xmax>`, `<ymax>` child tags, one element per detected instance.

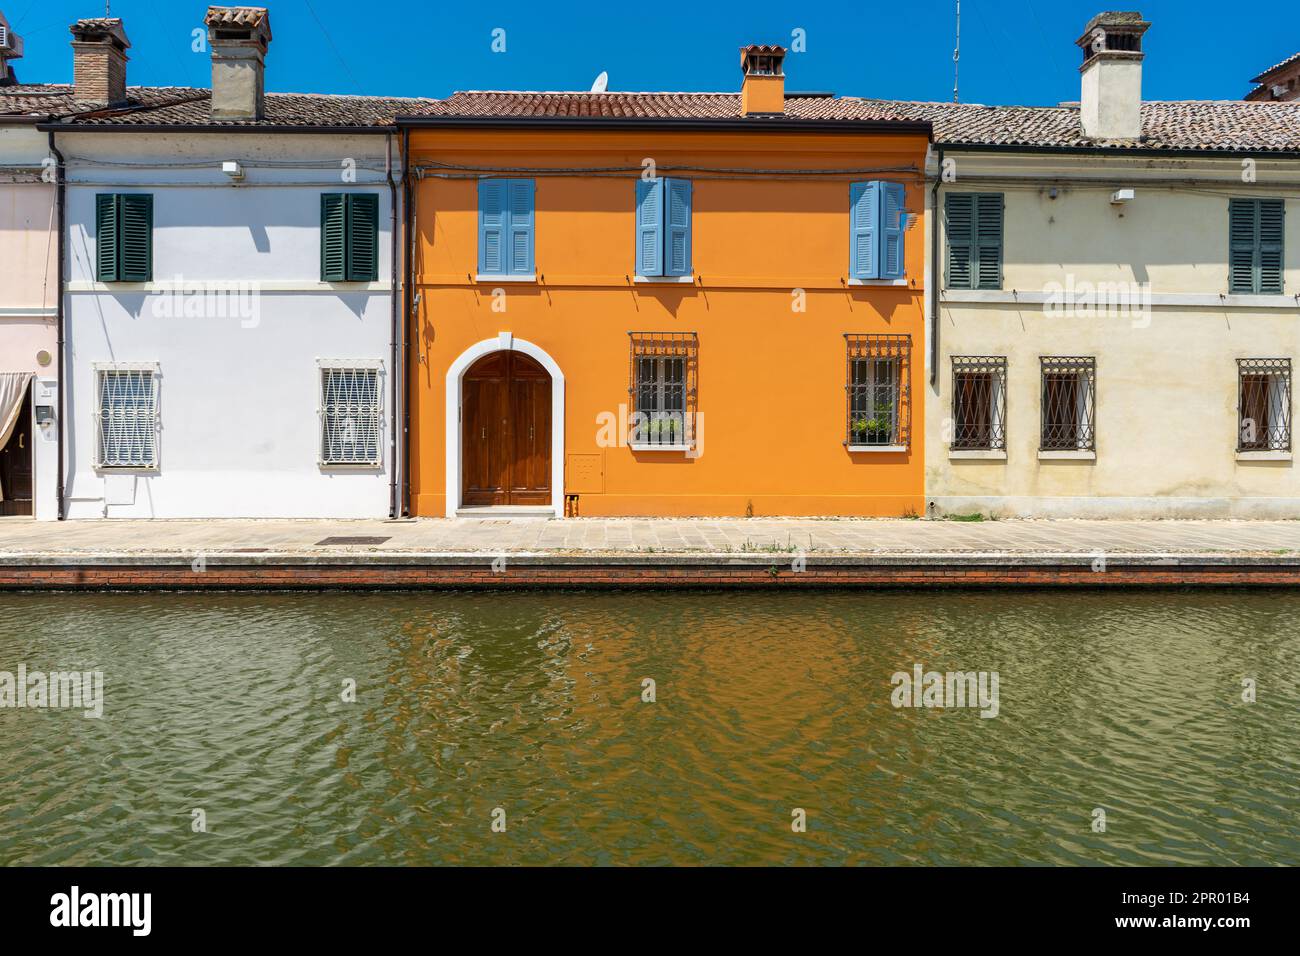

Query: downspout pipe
<box><xmin>401</xmin><ymin>126</ymin><xmax>413</xmax><ymax>518</ymax></box>
<box><xmin>47</xmin><ymin>125</ymin><xmax>66</xmax><ymax>520</ymax></box>
<box><xmin>386</xmin><ymin>131</ymin><xmax>399</xmax><ymax>519</ymax></box>
<box><xmin>929</xmin><ymin>146</ymin><xmax>943</xmax><ymax>387</ymax></box>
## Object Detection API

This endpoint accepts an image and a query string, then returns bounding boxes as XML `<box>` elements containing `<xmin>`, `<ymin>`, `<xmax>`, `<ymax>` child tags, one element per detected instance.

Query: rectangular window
<box><xmin>628</xmin><ymin>332</ymin><xmax>698</xmax><ymax>447</ymax></box>
<box><xmin>1229</xmin><ymin>198</ymin><xmax>1284</xmax><ymax>294</ymax></box>
<box><xmin>850</xmin><ymin>180</ymin><xmax>907</xmax><ymax>280</ymax></box>
<box><xmin>95</xmin><ymin>365</ymin><xmax>159</xmax><ymax>469</ymax></box>
<box><xmin>95</xmin><ymin>193</ymin><xmax>153</xmax><ymax>282</ymax></box>
<box><xmin>478</xmin><ymin>178</ymin><xmax>534</xmax><ymax>277</ymax></box>
<box><xmin>945</xmin><ymin>193</ymin><xmax>1003</xmax><ymax>290</ymax></box>
<box><xmin>321</xmin><ymin>193</ymin><xmax>379</xmax><ymax>282</ymax></box>
<box><xmin>319</xmin><ymin>364</ymin><xmax>383</xmax><ymax>466</ymax></box>
<box><xmin>635</xmin><ymin>178</ymin><xmax>692</xmax><ymax>277</ymax></box>
<box><xmin>845</xmin><ymin>334</ymin><xmax>911</xmax><ymax>448</ymax></box>
<box><xmin>1040</xmin><ymin>356</ymin><xmax>1096</xmax><ymax>451</ymax></box>
<box><xmin>952</xmin><ymin>356</ymin><xmax>1007</xmax><ymax>451</ymax></box>
<box><xmin>1237</xmin><ymin>358</ymin><xmax>1291</xmax><ymax>451</ymax></box>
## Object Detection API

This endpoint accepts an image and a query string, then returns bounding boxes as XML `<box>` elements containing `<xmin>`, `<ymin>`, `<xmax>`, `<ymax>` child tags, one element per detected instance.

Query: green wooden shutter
<box><xmin>944</xmin><ymin>193</ymin><xmax>974</xmax><ymax>289</ymax></box>
<box><xmin>1231</xmin><ymin>198</ymin><xmax>1285</xmax><ymax>294</ymax></box>
<box><xmin>1258</xmin><ymin>199</ymin><xmax>1284</xmax><ymax>294</ymax></box>
<box><xmin>1229</xmin><ymin>199</ymin><xmax>1258</xmax><ymax>293</ymax></box>
<box><xmin>321</xmin><ymin>193</ymin><xmax>348</xmax><ymax>282</ymax></box>
<box><xmin>974</xmin><ymin>193</ymin><xmax>1003</xmax><ymax>290</ymax></box>
<box><xmin>346</xmin><ymin>194</ymin><xmax>379</xmax><ymax>281</ymax></box>
<box><xmin>96</xmin><ymin>194</ymin><xmax>119</xmax><ymax>282</ymax></box>
<box><xmin>118</xmin><ymin>194</ymin><xmax>153</xmax><ymax>282</ymax></box>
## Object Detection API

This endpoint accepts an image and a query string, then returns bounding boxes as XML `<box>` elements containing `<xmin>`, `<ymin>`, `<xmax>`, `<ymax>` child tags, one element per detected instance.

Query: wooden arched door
<box><xmin>462</xmin><ymin>351</ymin><xmax>552</xmax><ymax>507</ymax></box>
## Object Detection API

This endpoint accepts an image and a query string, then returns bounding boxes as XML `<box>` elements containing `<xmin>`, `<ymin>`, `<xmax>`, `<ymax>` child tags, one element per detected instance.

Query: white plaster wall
<box><xmin>928</xmin><ymin>151</ymin><xmax>1300</xmax><ymax>517</ymax></box>
<box><xmin>60</xmin><ymin>131</ymin><xmax>399</xmax><ymax>519</ymax></box>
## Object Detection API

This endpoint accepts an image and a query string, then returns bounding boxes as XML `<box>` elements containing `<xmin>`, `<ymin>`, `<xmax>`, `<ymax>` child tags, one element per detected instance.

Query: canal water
<box><xmin>0</xmin><ymin>590</ymin><xmax>1296</xmax><ymax>866</ymax></box>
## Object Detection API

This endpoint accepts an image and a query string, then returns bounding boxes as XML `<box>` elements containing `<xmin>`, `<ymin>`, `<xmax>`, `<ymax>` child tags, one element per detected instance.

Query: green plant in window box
<box><xmin>852</xmin><ymin>401</ymin><xmax>896</xmax><ymax>445</ymax></box>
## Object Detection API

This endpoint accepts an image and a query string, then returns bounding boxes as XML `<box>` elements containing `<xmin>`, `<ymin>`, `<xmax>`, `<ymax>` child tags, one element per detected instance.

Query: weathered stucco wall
<box><xmin>927</xmin><ymin>151</ymin><xmax>1300</xmax><ymax>517</ymax></box>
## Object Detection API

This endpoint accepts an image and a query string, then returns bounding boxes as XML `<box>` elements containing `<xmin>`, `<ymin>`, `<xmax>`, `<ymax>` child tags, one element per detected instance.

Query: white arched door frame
<box><xmin>444</xmin><ymin>332</ymin><xmax>565</xmax><ymax>517</ymax></box>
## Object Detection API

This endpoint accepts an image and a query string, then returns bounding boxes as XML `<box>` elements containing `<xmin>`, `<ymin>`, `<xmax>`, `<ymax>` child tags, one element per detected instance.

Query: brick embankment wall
<box><xmin>1</xmin><ymin>554</ymin><xmax>1298</xmax><ymax>589</ymax></box>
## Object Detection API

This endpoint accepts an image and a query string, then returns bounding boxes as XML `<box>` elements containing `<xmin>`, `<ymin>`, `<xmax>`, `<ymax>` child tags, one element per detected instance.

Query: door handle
<box><xmin>17</xmin><ymin>434</ymin><xmax>22</xmax><ymax>450</ymax></box>
<box><xmin>481</xmin><ymin>428</ymin><xmax>486</xmax><ymax>440</ymax></box>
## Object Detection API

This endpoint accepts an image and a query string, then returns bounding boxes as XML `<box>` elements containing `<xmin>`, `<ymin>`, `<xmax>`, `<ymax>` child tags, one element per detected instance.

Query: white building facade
<box><xmin>44</xmin><ymin>11</ymin><xmax>419</xmax><ymax>519</ymax></box>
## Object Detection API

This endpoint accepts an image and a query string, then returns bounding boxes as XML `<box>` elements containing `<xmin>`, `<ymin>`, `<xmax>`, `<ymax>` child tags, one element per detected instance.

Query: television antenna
<box><xmin>953</xmin><ymin>0</ymin><xmax>961</xmax><ymax>103</ymax></box>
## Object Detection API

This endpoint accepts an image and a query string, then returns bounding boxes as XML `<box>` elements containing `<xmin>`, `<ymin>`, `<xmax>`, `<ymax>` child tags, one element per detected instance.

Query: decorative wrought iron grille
<box><xmin>845</xmin><ymin>334</ymin><xmax>911</xmax><ymax>447</ymax></box>
<box><xmin>320</xmin><ymin>365</ymin><xmax>383</xmax><ymax>466</ymax></box>
<box><xmin>1039</xmin><ymin>356</ymin><xmax>1096</xmax><ymax>451</ymax></box>
<box><xmin>1237</xmin><ymin>358</ymin><xmax>1291</xmax><ymax>452</ymax></box>
<box><xmin>95</xmin><ymin>367</ymin><xmax>159</xmax><ymax>469</ymax></box>
<box><xmin>628</xmin><ymin>332</ymin><xmax>698</xmax><ymax>447</ymax></box>
<box><xmin>951</xmin><ymin>356</ymin><xmax>1007</xmax><ymax>450</ymax></box>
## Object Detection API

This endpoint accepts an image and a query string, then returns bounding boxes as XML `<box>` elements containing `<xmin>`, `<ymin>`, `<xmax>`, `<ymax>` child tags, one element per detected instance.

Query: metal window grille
<box><xmin>95</xmin><ymin>366</ymin><xmax>159</xmax><ymax>469</ymax></box>
<box><xmin>951</xmin><ymin>356</ymin><xmax>1007</xmax><ymax>450</ymax></box>
<box><xmin>1040</xmin><ymin>356</ymin><xmax>1096</xmax><ymax>451</ymax></box>
<box><xmin>628</xmin><ymin>332</ymin><xmax>698</xmax><ymax>447</ymax></box>
<box><xmin>319</xmin><ymin>365</ymin><xmax>383</xmax><ymax>466</ymax></box>
<box><xmin>845</xmin><ymin>334</ymin><xmax>911</xmax><ymax>448</ymax></box>
<box><xmin>1237</xmin><ymin>358</ymin><xmax>1291</xmax><ymax>452</ymax></box>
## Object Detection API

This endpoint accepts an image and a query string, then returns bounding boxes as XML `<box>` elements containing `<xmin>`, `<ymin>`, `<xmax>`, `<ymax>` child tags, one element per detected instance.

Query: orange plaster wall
<box><xmin>409</xmin><ymin>127</ymin><xmax>929</xmax><ymax>517</ymax></box>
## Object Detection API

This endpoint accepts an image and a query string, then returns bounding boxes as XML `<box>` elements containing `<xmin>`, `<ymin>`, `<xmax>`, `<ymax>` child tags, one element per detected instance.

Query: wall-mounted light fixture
<box><xmin>221</xmin><ymin>161</ymin><xmax>244</xmax><ymax>182</ymax></box>
<box><xmin>1110</xmin><ymin>188</ymin><xmax>1135</xmax><ymax>205</ymax></box>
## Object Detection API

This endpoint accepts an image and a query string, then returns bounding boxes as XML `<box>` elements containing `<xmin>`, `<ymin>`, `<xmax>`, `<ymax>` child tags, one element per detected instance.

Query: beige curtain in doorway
<box><xmin>0</xmin><ymin>372</ymin><xmax>34</xmax><ymax>502</ymax></box>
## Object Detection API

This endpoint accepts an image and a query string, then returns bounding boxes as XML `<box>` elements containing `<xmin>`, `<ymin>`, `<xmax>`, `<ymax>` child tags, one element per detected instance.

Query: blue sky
<box><xmin>3</xmin><ymin>0</ymin><xmax>1289</xmax><ymax>104</ymax></box>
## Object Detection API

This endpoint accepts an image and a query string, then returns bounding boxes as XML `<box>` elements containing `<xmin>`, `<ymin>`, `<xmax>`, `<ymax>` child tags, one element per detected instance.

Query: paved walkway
<box><xmin>3</xmin><ymin>516</ymin><xmax>1300</xmax><ymax>558</ymax></box>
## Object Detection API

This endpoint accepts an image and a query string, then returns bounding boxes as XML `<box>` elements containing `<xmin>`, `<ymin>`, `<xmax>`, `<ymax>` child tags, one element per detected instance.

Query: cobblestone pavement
<box><xmin>2</xmin><ymin>516</ymin><xmax>1300</xmax><ymax>557</ymax></box>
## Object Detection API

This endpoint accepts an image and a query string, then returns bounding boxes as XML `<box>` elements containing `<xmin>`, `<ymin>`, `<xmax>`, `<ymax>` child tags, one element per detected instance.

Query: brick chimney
<box><xmin>205</xmin><ymin>6</ymin><xmax>272</xmax><ymax>121</ymax></box>
<box><xmin>69</xmin><ymin>18</ymin><xmax>130</xmax><ymax>105</ymax></box>
<box><xmin>1075</xmin><ymin>11</ymin><xmax>1149</xmax><ymax>140</ymax></box>
<box><xmin>740</xmin><ymin>45</ymin><xmax>785</xmax><ymax>115</ymax></box>
<box><xmin>0</xmin><ymin>10</ymin><xmax>24</xmax><ymax>86</ymax></box>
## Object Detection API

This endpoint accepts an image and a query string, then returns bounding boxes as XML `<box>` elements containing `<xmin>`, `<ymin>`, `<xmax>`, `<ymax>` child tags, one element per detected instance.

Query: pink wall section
<box><xmin>0</xmin><ymin>184</ymin><xmax>58</xmax><ymax>312</ymax></box>
<box><xmin>1</xmin><ymin>183</ymin><xmax>58</xmax><ymax>374</ymax></box>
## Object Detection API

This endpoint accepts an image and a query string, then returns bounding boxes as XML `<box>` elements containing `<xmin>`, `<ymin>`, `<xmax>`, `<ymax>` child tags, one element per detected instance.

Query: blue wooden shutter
<box><xmin>664</xmin><ymin>178</ymin><xmax>692</xmax><ymax>276</ymax></box>
<box><xmin>321</xmin><ymin>193</ymin><xmax>348</xmax><ymax>282</ymax></box>
<box><xmin>118</xmin><ymin>194</ymin><xmax>153</xmax><ymax>282</ymax></box>
<box><xmin>636</xmin><ymin>178</ymin><xmax>664</xmax><ymax>276</ymax></box>
<box><xmin>346</xmin><ymin>193</ymin><xmax>379</xmax><ymax>281</ymax></box>
<box><xmin>850</xmin><ymin>181</ymin><xmax>880</xmax><ymax>279</ymax></box>
<box><xmin>881</xmin><ymin>181</ymin><xmax>906</xmax><ymax>279</ymax></box>
<box><xmin>96</xmin><ymin>193</ymin><xmax>120</xmax><ymax>282</ymax></box>
<box><xmin>974</xmin><ymin>193</ymin><xmax>1004</xmax><ymax>290</ymax></box>
<box><xmin>478</xmin><ymin>179</ymin><xmax>507</xmax><ymax>275</ymax></box>
<box><xmin>507</xmin><ymin>179</ymin><xmax>534</xmax><ymax>275</ymax></box>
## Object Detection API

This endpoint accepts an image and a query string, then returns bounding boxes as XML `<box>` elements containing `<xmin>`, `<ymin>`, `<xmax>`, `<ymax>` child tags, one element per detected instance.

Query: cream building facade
<box><xmin>914</xmin><ymin>11</ymin><xmax>1300</xmax><ymax>517</ymax></box>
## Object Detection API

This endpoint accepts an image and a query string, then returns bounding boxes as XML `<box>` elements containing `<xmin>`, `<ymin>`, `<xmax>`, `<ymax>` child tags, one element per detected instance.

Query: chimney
<box><xmin>740</xmin><ymin>45</ymin><xmax>785</xmax><ymax>115</ymax></box>
<box><xmin>69</xmin><ymin>18</ymin><xmax>130</xmax><ymax>105</ymax></box>
<box><xmin>1075</xmin><ymin>12</ymin><xmax>1149</xmax><ymax>140</ymax></box>
<box><xmin>205</xmin><ymin>6</ymin><xmax>272</xmax><ymax>122</ymax></box>
<box><xmin>0</xmin><ymin>10</ymin><xmax>24</xmax><ymax>86</ymax></box>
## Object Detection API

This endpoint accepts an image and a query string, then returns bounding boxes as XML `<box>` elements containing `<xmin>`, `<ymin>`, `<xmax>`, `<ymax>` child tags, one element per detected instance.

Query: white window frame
<box><xmin>92</xmin><ymin>362</ymin><xmax>160</xmax><ymax>471</ymax></box>
<box><xmin>318</xmin><ymin>359</ymin><xmax>384</xmax><ymax>468</ymax></box>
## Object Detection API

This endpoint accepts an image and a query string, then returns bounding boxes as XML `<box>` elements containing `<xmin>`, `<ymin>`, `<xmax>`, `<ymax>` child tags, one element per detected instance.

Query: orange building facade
<box><xmin>404</xmin><ymin>50</ymin><xmax>931</xmax><ymax>518</ymax></box>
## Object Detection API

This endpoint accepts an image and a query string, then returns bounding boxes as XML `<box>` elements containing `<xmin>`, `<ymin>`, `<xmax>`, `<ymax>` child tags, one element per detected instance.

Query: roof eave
<box><xmin>936</xmin><ymin>140</ymin><xmax>1300</xmax><ymax>159</ymax></box>
<box><xmin>35</xmin><ymin>121</ymin><xmax>396</xmax><ymax>134</ymax></box>
<box><xmin>394</xmin><ymin>114</ymin><xmax>933</xmax><ymax>138</ymax></box>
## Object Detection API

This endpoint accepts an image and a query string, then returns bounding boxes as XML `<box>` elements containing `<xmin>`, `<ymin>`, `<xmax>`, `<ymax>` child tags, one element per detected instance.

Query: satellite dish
<box><xmin>590</xmin><ymin>71</ymin><xmax>608</xmax><ymax>93</ymax></box>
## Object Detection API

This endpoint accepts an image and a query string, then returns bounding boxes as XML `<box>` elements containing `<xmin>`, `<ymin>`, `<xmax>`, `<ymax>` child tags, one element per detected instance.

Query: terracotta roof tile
<box><xmin>406</xmin><ymin>91</ymin><xmax>1300</xmax><ymax>152</ymax></box>
<box><xmin>0</xmin><ymin>84</ymin><xmax>436</xmax><ymax>127</ymax></box>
